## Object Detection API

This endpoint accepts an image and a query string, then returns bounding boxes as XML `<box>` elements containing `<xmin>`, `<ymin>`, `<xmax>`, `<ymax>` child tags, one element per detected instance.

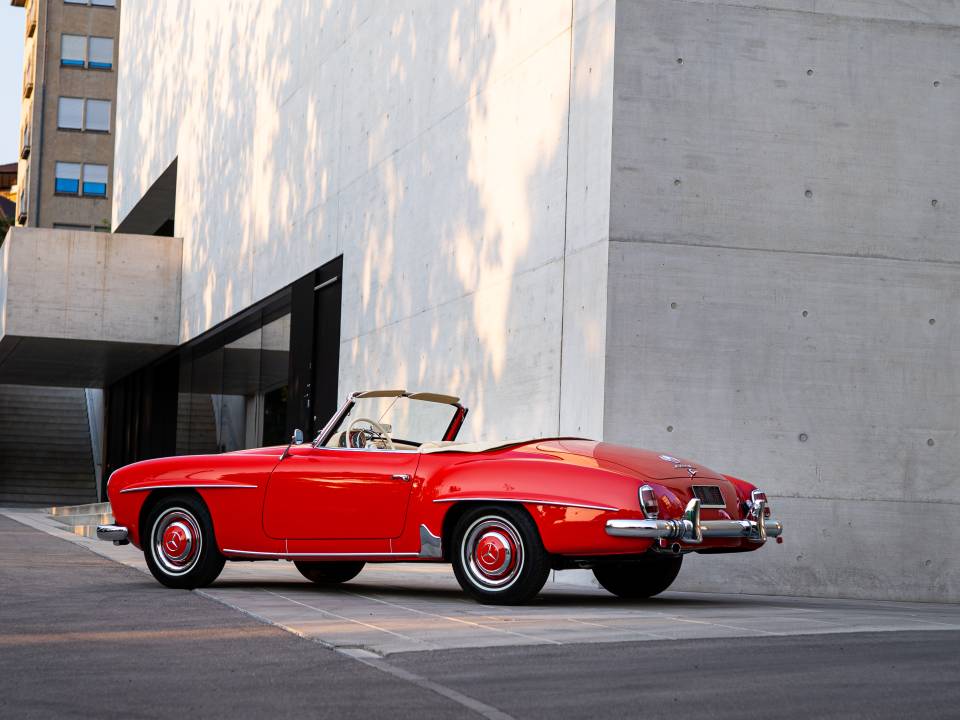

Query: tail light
<box><xmin>750</xmin><ymin>489</ymin><xmax>771</xmax><ymax>518</ymax></box>
<box><xmin>639</xmin><ymin>485</ymin><xmax>659</xmax><ymax>518</ymax></box>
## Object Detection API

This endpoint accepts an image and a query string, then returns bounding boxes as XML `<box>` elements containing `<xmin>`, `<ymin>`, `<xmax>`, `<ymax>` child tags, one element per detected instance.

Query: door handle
<box><xmin>392</xmin><ymin>474</ymin><xmax>411</xmax><ymax>482</ymax></box>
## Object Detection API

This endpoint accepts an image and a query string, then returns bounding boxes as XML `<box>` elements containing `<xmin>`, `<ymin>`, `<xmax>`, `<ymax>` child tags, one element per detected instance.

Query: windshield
<box><xmin>320</xmin><ymin>394</ymin><xmax>463</xmax><ymax>449</ymax></box>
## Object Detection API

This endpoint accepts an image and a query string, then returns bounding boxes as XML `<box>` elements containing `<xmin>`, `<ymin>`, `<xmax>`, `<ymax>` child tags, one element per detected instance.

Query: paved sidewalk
<box><xmin>3</xmin><ymin>509</ymin><xmax>959</xmax><ymax>720</ymax></box>
<box><xmin>5</xmin><ymin>508</ymin><xmax>960</xmax><ymax>655</ymax></box>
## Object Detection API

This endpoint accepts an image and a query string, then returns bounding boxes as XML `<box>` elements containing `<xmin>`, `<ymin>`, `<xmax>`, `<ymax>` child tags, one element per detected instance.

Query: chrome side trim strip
<box><xmin>120</xmin><ymin>484</ymin><xmax>258</xmax><ymax>494</ymax></box>
<box><xmin>222</xmin><ymin>549</ymin><xmax>420</xmax><ymax>559</ymax></box>
<box><xmin>418</xmin><ymin>524</ymin><xmax>442</xmax><ymax>558</ymax></box>
<box><xmin>432</xmin><ymin>497</ymin><xmax>618</xmax><ymax>512</ymax></box>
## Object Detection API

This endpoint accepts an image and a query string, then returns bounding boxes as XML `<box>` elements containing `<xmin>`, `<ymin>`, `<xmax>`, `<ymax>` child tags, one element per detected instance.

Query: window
<box><xmin>57</xmin><ymin>98</ymin><xmax>111</xmax><ymax>132</ymax></box>
<box><xmin>83</xmin><ymin>164</ymin><xmax>108</xmax><ymax>197</ymax></box>
<box><xmin>88</xmin><ymin>37</ymin><xmax>113</xmax><ymax>69</ymax></box>
<box><xmin>55</xmin><ymin>162</ymin><xmax>81</xmax><ymax>194</ymax></box>
<box><xmin>55</xmin><ymin>162</ymin><xmax>108</xmax><ymax>197</ymax></box>
<box><xmin>61</xmin><ymin>35</ymin><xmax>86</xmax><ymax>67</ymax></box>
<box><xmin>53</xmin><ymin>223</ymin><xmax>112</xmax><ymax>232</ymax></box>
<box><xmin>66</xmin><ymin>0</ymin><xmax>117</xmax><ymax>6</ymax></box>
<box><xmin>85</xmin><ymin>99</ymin><xmax>111</xmax><ymax>132</ymax></box>
<box><xmin>58</xmin><ymin>97</ymin><xmax>84</xmax><ymax>130</ymax></box>
<box><xmin>61</xmin><ymin>35</ymin><xmax>114</xmax><ymax>70</ymax></box>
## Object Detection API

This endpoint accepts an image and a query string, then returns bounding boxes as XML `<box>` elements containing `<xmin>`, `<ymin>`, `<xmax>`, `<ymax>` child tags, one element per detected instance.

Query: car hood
<box><xmin>541</xmin><ymin>439</ymin><xmax>726</xmax><ymax>481</ymax></box>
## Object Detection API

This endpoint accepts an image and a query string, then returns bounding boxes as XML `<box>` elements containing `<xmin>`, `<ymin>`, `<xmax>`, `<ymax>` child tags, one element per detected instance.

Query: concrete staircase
<box><xmin>176</xmin><ymin>393</ymin><xmax>219</xmax><ymax>454</ymax></box>
<box><xmin>0</xmin><ymin>385</ymin><xmax>98</xmax><ymax>507</ymax></box>
<box><xmin>46</xmin><ymin>501</ymin><xmax>113</xmax><ymax>539</ymax></box>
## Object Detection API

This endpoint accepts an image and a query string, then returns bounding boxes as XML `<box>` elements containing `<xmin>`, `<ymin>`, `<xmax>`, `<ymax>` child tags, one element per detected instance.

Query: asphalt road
<box><xmin>1</xmin><ymin>514</ymin><xmax>958</xmax><ymax>719</ymax></box>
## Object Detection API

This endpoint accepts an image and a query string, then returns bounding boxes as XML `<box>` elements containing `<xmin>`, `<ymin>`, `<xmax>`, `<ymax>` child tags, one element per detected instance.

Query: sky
<box><xmin>1</xmin><ymin>5</ymin><xmax>25</xmax><ymax>164</ymax></box>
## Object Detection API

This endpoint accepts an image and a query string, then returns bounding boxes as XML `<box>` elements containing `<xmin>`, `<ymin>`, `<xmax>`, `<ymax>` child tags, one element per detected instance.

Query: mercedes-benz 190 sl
<box><xmin>98</xmin><ymin>389</ymin><xmax>782</xmax><ymax>604</ymax></box>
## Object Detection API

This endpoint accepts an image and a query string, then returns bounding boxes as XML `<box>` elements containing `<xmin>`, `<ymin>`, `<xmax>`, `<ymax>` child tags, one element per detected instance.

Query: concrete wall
<box><xmin>113</xmin><ymin>1</ymin><xmax>617</xmax><ymax>441</ymax></box>
<box><xmin>605</xmin><ymin>0</ymin><xmax>960</xmax><ymax>601</ymax></box>
<box><xmin>0</xmin><ymin>227</ymin><xmax>181</xmax><ymax>345</ymax></box>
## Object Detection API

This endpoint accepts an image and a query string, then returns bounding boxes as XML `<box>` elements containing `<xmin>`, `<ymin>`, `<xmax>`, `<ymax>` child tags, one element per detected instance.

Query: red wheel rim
<box><xmin>152</xmin><ymin>508</ymin><xmax>202</xmax><ymax>576</ymax></box>
<box><xmin>462</xmin><ymin>517</ymin><xmax>524</xmax><ymax>591</ymax></box>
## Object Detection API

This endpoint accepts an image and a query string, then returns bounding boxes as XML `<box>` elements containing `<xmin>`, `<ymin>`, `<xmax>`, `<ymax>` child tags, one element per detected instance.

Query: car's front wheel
<box><xmin>294</xmin><ymin>561</ymin><xmax>365</xmax><ymax>585</ymax></box>
<box><xmin>143</xmin><ymin>494</ymin><xmax>225</xmax><ymax>589</ymax></box>
<box><xmin>592</xmin><ymin>554</ymin><xmax>683</xmax><ymax>599</ymax></box>
<box><xmin>452</xmin><ymin>505</ymin><xmax>551</xmax><ymax>605</ymax></box>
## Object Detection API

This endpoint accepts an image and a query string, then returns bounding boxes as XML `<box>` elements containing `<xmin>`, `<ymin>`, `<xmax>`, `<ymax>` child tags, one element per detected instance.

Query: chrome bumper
<box><xmin>96</xmin><ymin>524</ymin><xmax>129</xmax><ymax>545</ymax></box>
<box><xmin>606</xmin><ymin>498</ymin><xmax>782</xmax><ymax>544</ymax></box>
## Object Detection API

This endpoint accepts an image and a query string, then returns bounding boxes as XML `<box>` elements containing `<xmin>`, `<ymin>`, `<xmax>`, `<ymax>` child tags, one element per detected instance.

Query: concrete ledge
<box><xmin>0</xmin><ymin>227</ymin><xmax>182</xmax><ymax>386</ymax></box>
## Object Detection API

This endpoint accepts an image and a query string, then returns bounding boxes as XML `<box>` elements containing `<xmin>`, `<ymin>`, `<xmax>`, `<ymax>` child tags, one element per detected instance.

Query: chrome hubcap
<box><xmin>462</xmin><ymin>517</ymin><xmax>523</xmax><ymax>591</ymax></box>
<box><xmin>152</xmin><ymin>508</ymin><xmax>202</xmax><ymax>576</ymax></box>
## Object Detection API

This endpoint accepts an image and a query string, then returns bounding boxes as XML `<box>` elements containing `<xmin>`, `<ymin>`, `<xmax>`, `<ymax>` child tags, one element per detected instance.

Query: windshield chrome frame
<box><xmin>312</xmin><ymin>391</ymin><xmax>467</xmax><ymax>449</ymax></box>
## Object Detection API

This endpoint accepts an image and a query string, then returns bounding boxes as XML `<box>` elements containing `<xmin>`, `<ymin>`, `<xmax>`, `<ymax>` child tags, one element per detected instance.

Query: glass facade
<box><xmin>176</xmin><ymin>311</ymin><xmax>291</xmax><ymax>454</ymax></box>
<box><xmin>102</xmin><ymin>257</ymin><xmax>343</xmax><ymax>497</ymax></box>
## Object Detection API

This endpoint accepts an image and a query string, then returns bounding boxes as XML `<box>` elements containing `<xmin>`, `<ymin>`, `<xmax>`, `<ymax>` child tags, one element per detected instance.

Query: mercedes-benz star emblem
<box><xmin>481</xmin><ymin>544</ymin><xmax>499</xmax><ymax>564</ymax></box>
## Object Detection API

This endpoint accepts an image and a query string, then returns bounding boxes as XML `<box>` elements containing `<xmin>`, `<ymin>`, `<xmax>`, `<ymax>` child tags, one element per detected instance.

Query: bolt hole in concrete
<box><xmin>928</xmin><ymin>438</ymin><xmax>935</xmax><ymax>447</ymax></box>
<box><xmin>933</xmin><ymin>80</ymin><xmax>940</xmax><ymax>87</ymax></box>
<box><xmin>674</xmin><ymin>178</ymin><xmax>681</xmax><ymax>186</ymax></box>
<box><xmin>931</xmin><ymin>199</ymin><xmax>938</xmax><ymax>207</ymax></box>
<box><xmin>799</xmin><ymin>433</ymin><xmax>808</xmax><ymax>443</ymax></box>
<box><xmin>805</xmin><ymin>189</ymin><xmax>813</xmax><ymax>198</ymax></box>
<box><xmin>667</xmin><ymin>425</ymin><xmax>674</xmax><ymax>432</ymax></box>
<box><xmin>929</xmin><ymin>318</ymin><xmax>936</xmax><ymax>325</ymax></box>
<box><xmin>670</xmin><ymin>302</ymin><xmax>678</xmax><ymax>309</ymax></box>
<box><xmin>806</xmin><ymin>68</ymin><xmax>814</xmax><ymax>76</ymax></box>
<box><xmin>676</xmin><ymin>57</ymin><xmax>683</xmax><ymax>64</ymax></box>
<box><xmin>802</xmin><ymin>310</ymin><xmax>808</xmax><ymax>318</ymax></box>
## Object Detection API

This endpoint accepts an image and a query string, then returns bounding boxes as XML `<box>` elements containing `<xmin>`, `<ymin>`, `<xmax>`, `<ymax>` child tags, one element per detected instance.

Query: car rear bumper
<box><xmin>606</xmin><ymin>498</ymin><xmax>782</xmax><ymax>544</ymax></box>
<box><xmin>96</xmin><ymin>524</ymin><xmax>129</xmax><ymax>545</ymax></box>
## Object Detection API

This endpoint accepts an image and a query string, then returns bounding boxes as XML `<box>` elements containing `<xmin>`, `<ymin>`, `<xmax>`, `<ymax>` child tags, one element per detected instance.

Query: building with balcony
<box><xmin>0</xmin><ymin>1</ymin><xmax>957</xmax><ymax>602</ymax></box>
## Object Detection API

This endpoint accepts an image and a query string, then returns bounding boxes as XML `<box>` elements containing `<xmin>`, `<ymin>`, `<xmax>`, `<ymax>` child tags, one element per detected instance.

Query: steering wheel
<box><xmin>347</xmin><ymin>417</ymin><xmax>395</xmax><ymax>450</ymax></box>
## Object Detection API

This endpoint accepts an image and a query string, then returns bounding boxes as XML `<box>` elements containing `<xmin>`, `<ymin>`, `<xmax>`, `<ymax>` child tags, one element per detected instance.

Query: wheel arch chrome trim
<box><xmin>433</xmin><ymin>497</ymin><xmax>618</xmax><ymax>513</ymax></box>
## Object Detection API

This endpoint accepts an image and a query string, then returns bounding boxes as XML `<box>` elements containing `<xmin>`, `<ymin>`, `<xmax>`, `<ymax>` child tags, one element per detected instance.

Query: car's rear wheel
<box><xmin>592</xmin><ymin>554</ymin><xmax>683</xmax><ymax>599</ymax></box>
<box><xmin>294</xmin><ymin>561</ymin><xmax>365</xmax><ymax>585</ymax></box>
<box><xmin>451</xmin><ymin>505</ymin><xmax>550</xmax><ymax>605</ymax></box>
<box><xmin>143</xmin><ymin>494</ymin><xmax>225</xmax><ymax>589</ymax></box>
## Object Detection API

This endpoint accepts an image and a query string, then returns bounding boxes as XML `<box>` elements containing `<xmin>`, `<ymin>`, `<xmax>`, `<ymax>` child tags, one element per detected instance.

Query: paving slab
<box><xmin>5</xmin><ymin>507</ymin><xmax>959</xmax><ymax>657</ymax></box>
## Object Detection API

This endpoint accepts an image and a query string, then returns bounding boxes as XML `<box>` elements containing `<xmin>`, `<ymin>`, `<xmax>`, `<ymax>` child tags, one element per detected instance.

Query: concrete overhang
<box><xmin>0</xmin><ymin>227</ymin><xmax>182</xmax><ymax>387</ymax></box>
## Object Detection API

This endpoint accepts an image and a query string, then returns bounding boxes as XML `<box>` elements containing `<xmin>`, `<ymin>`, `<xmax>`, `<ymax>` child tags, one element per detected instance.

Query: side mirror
<box><xmin>280</xmin><ymin>428</ymin><xmax>305</xmax><ymax>461</ymax></box>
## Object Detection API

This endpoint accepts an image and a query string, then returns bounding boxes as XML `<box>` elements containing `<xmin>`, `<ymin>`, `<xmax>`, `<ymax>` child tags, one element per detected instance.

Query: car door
<box><xmin>262</xmin><ymin>445</ymin><xmax>420</xmax><ymax>540</ymax></box>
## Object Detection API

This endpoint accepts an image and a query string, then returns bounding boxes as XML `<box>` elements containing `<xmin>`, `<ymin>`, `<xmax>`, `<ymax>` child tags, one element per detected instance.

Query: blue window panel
<box><xmin>82</xmin><ymin>182</ymin><xmax>107</xmax><ymax>197</ymax></box>
<box><xmin>61</xmin><ymin>59</ymin><xmax>85</xmax><ymax>67</ymax></box>
<box><xmin>56</xmin><ymin>178</ymin><xmax>80</xmax><ymax>194</ymax></box>
<box><xmin>88</xmin><ymin>61</ymin><xmax>112</xmax><ymax>70</ymax></box>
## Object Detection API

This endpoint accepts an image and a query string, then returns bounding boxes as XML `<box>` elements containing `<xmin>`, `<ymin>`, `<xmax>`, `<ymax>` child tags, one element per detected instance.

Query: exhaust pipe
<box><xmin>656</xmin><ymin>539</ymin><xmax>683</xmax><ymax>555</ymax></box>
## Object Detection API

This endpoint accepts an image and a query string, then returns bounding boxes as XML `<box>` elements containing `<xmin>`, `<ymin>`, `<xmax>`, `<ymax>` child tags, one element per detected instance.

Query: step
<box><xmin>63</xmin><ymin>525</ymin><xmax>101</xmax><ymax>539</ymax></box>
<box><xmin>0</xmin><ymin>493</ymin><xmax>98</xmax><ymax>506</ymax></box>
<box><xmin>48</xmin><ymin>511</ymin><xmax>114</xmax><ymax>527</ymax></box>
<box><xmin>47</xmin><ymin>501</ymin><xmax>112</xmax><ymax>517</ymax></box>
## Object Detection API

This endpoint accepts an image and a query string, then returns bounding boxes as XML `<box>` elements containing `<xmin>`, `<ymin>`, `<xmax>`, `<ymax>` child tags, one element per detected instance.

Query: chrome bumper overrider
<box><xmin>96</xmin><ymin>524</ymin><xmax>129</xmax><ymax>545</ymax></box>
<box><xmin>606</xmin><ymin>498</ymin><xmax>782</xmax><ymax>544</ymax></box>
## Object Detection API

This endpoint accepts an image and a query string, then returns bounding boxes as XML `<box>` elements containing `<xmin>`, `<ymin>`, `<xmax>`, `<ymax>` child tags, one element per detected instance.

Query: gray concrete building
<box><xmin>1</xmin><ymin>0</ymin><xmax>121</xmax><ymax>507</ymax></box>
<box><xmin>0</xmin><ymin>0</ymin><xmax>956</xmax><ymax>602</ymax></box>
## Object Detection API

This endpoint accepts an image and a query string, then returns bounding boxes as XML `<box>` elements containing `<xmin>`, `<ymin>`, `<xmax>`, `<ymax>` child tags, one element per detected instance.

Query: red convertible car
<box><xmin>99</xmin><ymin>390</ymin><xmax>782</xmax><ymax>604</ymax></box>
